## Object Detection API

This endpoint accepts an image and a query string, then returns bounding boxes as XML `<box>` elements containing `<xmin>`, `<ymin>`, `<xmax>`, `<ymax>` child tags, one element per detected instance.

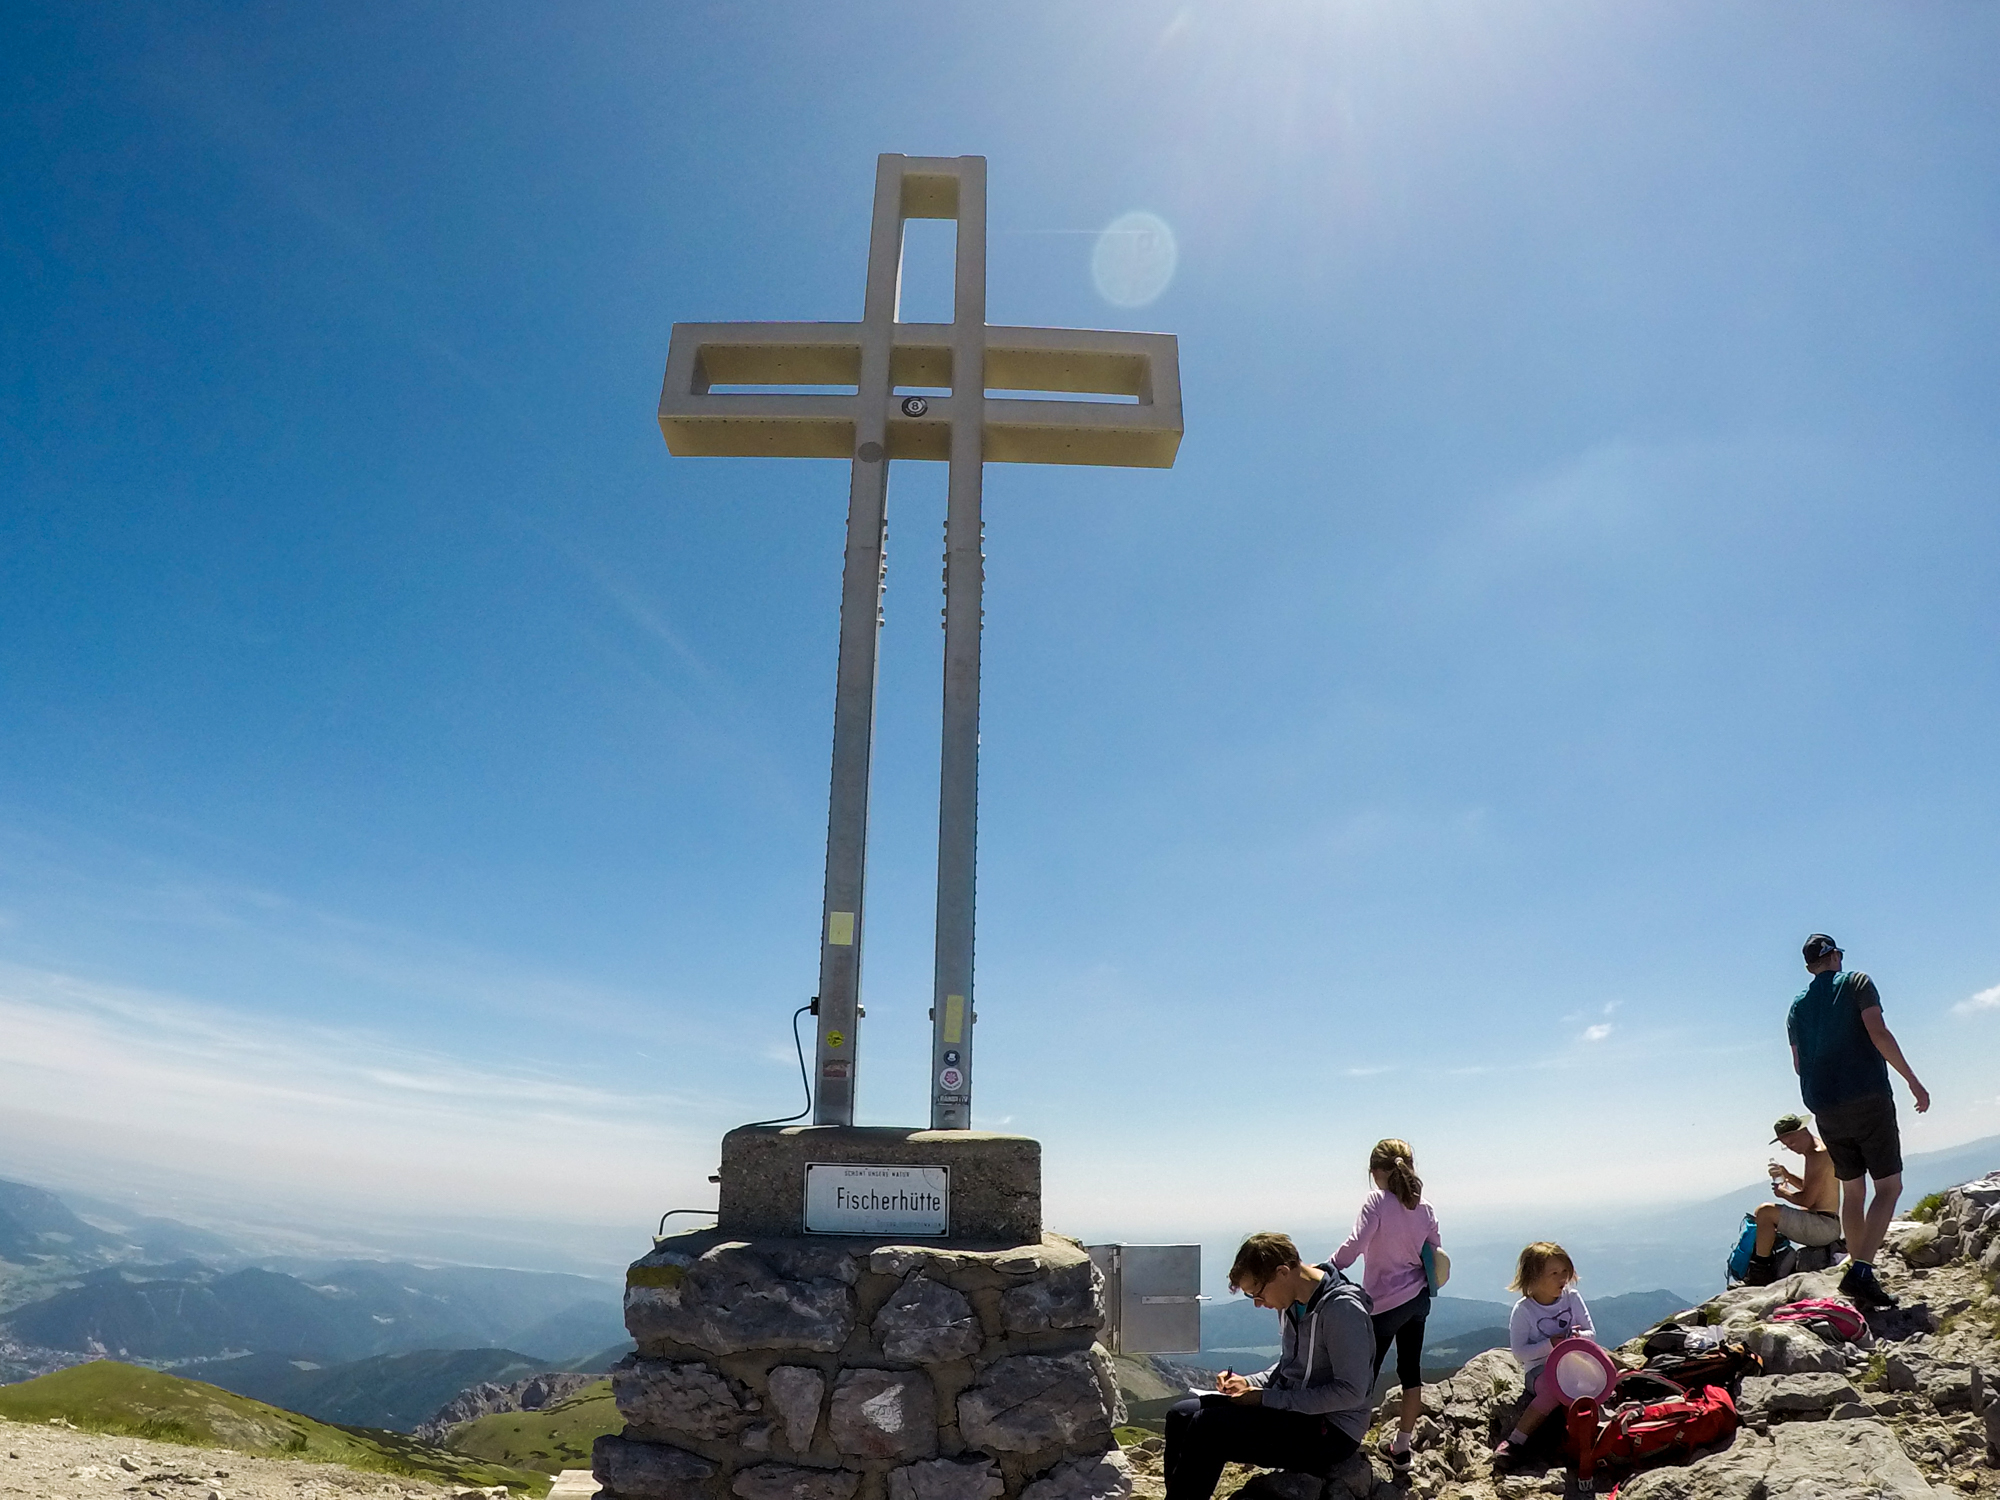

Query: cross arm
<box><xmin>979</xmin><ymin>326</ymin><xmax>1182</xmax><ymax>468</ymax></box>
<box><xmin>658</xmin><ymin>322</ymin><xmax>865</xmax><ymax>459</ymax></box>
<box><xmin>658</xmin><ymin>320</ymin><xmax>1184</xmax><ymax>470</ymax></box>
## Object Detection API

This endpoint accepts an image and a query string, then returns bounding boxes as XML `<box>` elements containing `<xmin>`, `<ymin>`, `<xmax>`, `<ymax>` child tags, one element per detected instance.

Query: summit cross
<box><xmin>658</xmin><ymin>153</ymin><xmax>1182</xmax><ymax>1131</ymax></box>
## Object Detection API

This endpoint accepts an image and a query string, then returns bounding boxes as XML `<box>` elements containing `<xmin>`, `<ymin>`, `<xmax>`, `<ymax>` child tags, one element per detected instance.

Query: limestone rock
<box><xmin>1897</xmin><ymin>1223</ymin><xmax>1948</xmax><ymax>1268</ymax></box>
<box><xmin>1705</xmin><ymin>1273</ymin><xmax>1844</xmax><ymax>1335</ymax></box>
<box><xmin>615</xmin><ymin>1359</ymin><xmax>760</xmax><ymax>1440</ymax></box>
<box><xmin>1764</xmin><ymin>1419</ymin><xmax>1935</xmax><ymax>1498</ymax></box>
<box><xmin>958</xmin><ymin>1353</ymin><xmax>1115</xmax><ymax>1453</ymax></box>
<box><xmin>742</xmin><ymin>1424</ymin><xmax>773</xmax><ymax>1454</ymax></box>
<box><xmin>729</xmin><ymin>1466</ymin><xmax>859</xmax><ymax>1500</ymax></box>
<box><xmin>1738</xmin><ymin>1371</ymin><xmax>1859</xmax><ymax>1422</ymax></box>
<box><xmin>626</xmin><ymin>1242</ymin><xmax>857</xmax><ymax>1356</ymax></box>
<box><xmin>416</xmin><ymin>1370</ymin><xmax>604</xmax><ymax>1445</ymax></box>
<box><xmin>1018</xmin><ymin>1453</ymin><xmax>1130</xmax><ymax>1500</ymax></box>
<box><xmin>1867</xmin><ymin>1302</ymin><xmax>1940</xmax><ymax>1341</ymax></box>
<box><xmin>1226</xmin><ymin>1472</ymin><xmax>1320</xmax><ymax>1500</ymax></box>
<box><xmin>767</xmin><ymin>1366</ymin><xmax>827</xmax><ymax>1454</ymax></box>
<box><xmin>828</xmin><ymin>1369</ymin><xmax>937</xmax><ymax>1461</ymax></box>
<box><xmin>1428</xmin><ymin>1348</ymin><xmax>1524</xmax><ymax>1443</ymax></box>
<box><xmin>1618</xmin><ymin>1431</ymin><xmax>1770</xmax><ymax>1500</ymax></box>
<box><xmin>1929</xmin><ymin>1364</ymin><xmax>1979</xmax><ymax>1410</ymax></box>
<box><xmin>594</xmin><ymin>1436</ymin><xmax>718</xmax><ymax>1500</ymax></box>
<box><xmin>1088</xmin><ymin>1345</ymin><xmax>1127</xmax><ymax>1430</ymax></box>
<box><xmin>1000</xmin><ymin>1260</ymin><xmax>1102</xmax><ymax>1336</ymax></box>
<box><xmin>1743</xmin><ymin>1322</ymin><xmax>1845</xmax><ymax>1375</ymax></box>
<box><xmin>875</xmin><ymin>1276</ymin><xmax>983</xmax><ymax>1363</ymax></box>
<box><xmin>1324</xmin><ymin>1453</ymin><xmax>1393</xmax><ymax>1500</ymax></box>
<box><xmin>888</xmin><ymin>1458</ymin><xmax>1006</xmax><ymax>1500</ymax></box>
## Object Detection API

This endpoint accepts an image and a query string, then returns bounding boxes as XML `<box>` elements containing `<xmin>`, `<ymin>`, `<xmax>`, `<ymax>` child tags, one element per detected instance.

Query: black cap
<box><xmin>1802</xmin><ymin>933</ymin><xmax>1841</xmax><ymax>962</ymax></box>
<box><xmin>1772</xmin><ymin>1112</ymin><xmax>1808</xmax><ymax>1141</ymax></box>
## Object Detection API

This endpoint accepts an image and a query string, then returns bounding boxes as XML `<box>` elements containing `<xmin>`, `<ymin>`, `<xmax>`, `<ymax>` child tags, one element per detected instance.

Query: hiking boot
<box><xmin>1838</xmin><ymin>1260</ymin><xmax>1899</xmax><ymax>1310</ymax></box>
<box><xmin>1741</xmin><ymin>1253</ymin><xmax>1778</xmax><ymax>1287</ymax></box>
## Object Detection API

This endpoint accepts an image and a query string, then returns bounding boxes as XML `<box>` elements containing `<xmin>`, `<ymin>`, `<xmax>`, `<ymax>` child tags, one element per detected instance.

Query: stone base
<box><xmin>717</xmin><ymin>1126</ymin><xmax>1041</xmax><ymax>1243</ymax></box>
<box><xmin>596</xmin><ymin>1227</ymin><xmax>1126</xmax><ymax>1500</ymax></box>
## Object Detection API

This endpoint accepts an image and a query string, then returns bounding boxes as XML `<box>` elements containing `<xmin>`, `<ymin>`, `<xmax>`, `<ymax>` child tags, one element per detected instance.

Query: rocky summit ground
<box><xmin>1124</xmin><ymin>1172</ymin><xmax>2000</xmax><ymax>1500</ymax></box>
<box><xmin>0</xmin><ymin>1418</ymin><xmax>510</xmax><ymax>1500</ymax></box>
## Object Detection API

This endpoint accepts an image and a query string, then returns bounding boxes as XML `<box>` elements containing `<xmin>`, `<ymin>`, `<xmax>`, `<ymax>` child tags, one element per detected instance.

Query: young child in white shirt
<box><xmin>1493</xmin><ymin>1241</ymin><xmax>1596</xmax><ymax>1468</ymax></box>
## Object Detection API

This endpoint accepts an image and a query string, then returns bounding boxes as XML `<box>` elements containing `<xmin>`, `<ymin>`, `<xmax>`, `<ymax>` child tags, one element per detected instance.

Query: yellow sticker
<box><xmin>827</xmin><ymin>911</ymin><xmax>856</xmax><ymax>946</ymax></box>
<box><xmin>943</xmin><ymin>994</ymin><xmax>965</xmax><ymax>1045</ymax></box>
<box><xmin>827</xmin><ymin>1030</ymin><xmax>845</xmax><ymax>1048</ymax></box>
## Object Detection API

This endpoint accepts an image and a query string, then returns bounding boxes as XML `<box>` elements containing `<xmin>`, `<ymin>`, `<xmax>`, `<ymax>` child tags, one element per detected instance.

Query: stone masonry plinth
<box><xmin>716</xmin><ymin>1126</ymin><xmax>1041</xmax><ymax>1242</ymax></box>
<box><xmin>593</xmin><ymin>1229</ymin><xmax>1129</xmax><ymax>1500</ymax></box>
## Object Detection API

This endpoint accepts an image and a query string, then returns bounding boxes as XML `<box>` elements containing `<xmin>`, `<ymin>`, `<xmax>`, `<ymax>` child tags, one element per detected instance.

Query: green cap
<box><xmin>1772</xmin><ymin>1112</ymin><xmax>1808</xmax><ymax>1141</ymax></box>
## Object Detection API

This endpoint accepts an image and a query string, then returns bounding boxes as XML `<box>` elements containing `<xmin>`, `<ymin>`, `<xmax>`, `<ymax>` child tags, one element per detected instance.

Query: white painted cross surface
<box><xmin>804</xmin><ymin>1163</ymin><xmax>950</xmax><ymax>1236</ymax></box>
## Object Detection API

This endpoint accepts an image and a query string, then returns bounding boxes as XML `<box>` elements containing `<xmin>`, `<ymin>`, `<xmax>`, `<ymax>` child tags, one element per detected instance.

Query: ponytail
<box><xmin>1369</xmin><ymin>1138</ymin><xmax>1423</xmax><ymax>1210</ymax></box>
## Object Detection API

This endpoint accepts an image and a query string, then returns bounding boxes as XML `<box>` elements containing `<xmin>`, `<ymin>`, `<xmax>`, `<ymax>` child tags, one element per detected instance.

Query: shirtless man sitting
<box><xmin>1743</xmin><ymin>1111</ymin><xmax>1843</xmax><ymax>1286</ymax></box>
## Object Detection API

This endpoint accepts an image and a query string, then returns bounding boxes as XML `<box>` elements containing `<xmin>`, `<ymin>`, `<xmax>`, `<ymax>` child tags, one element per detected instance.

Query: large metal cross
<box><xmin>658</xmin><ymin>154</ymin><xmax>1182</xmax><ymax>1130</ymax></box>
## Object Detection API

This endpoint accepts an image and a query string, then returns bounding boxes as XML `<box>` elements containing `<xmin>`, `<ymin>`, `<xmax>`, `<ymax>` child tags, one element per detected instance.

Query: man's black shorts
<box><xmin>1815</xmin><ymin>1092</ymin><xmax>1902</xmax><ymax>1181</ymax></box>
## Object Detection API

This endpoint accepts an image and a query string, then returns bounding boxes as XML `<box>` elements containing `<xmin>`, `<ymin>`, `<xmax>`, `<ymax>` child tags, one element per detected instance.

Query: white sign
<box><xmin>804</xmin><ymin>1163</ymin><xmax>950</xmax><ymax>1237</ymax></box>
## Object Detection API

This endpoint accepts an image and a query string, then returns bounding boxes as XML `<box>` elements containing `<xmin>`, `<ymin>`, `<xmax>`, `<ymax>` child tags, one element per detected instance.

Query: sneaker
<box><xmin>1491</xmin><ymin>1439</ymin><xmax>1523</xmax><ymax>1472</ymax></box>
<box><xmin>1388</xmin><ymin>1441</ymin><xmax>1413</xmax><ymax>1473</ymax></box>
<box><xmin>1838</xmin><ymin>1260</ymin><xmax>1899</xmax><ymax>1310</ymax></box>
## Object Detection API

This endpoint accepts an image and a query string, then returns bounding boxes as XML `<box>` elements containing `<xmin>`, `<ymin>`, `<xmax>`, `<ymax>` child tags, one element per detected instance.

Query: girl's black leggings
<box><xmin>1371</xmin><ymin>1288</ymin><xmax>1431</xmax><ymax>1389</ymax></box>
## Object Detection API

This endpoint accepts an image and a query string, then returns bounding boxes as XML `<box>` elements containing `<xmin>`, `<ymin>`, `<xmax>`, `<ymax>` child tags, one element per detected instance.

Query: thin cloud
<box><xmin>1343</xmin><ymin>1065</ymin><xmax>1394</xmax><ymax>1077</ymax></box>
<box><xmin>1953</xmin><ymin>984</ymin><xmax>2000</xmax><ymax>1017</ymax></box>
<box><xmin>0</xmin><ymin>963</ymin><xmax>716</xmax><ymax>1223</ymax></box>
<box><xmin>1582</xmin><ymin>1023</ymin><xmax>1613</xmax><ymax>1043</ymax></box>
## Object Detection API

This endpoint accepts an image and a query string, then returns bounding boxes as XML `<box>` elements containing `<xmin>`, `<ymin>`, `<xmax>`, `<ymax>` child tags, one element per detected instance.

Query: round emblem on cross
<box><xmin>901</xmin><ymin>396</ymin><xmax>929</xmax><ymax>417</ymax></box>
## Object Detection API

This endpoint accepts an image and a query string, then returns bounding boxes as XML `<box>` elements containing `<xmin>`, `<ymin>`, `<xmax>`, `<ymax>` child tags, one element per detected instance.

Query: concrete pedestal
<box><xmin>594</xmin><ymin>1129</ymin><xmax>1126</xmax><ymax>1500</ymax></box>
<box><xmin>717</xmin><ymin>1126</ymin><xmax>1041</xmax><ymax>1243</ymax></box>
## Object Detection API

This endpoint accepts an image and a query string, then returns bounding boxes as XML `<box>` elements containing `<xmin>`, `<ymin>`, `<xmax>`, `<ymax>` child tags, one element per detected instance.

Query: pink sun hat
<box><xmin>1544</xmin><ymin>1336</ymin><xmax>1618</xmax><ymax>1403</ymax></box>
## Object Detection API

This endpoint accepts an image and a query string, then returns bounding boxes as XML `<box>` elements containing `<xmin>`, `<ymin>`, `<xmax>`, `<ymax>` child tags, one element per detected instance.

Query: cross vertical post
<box><xmin>930</xmin><ymin>158</ymin><xmax>986</xmax><ymax>1130</ymax></box>
<box><xmin>812</xmin><ymin>156</ymin><xmax>907</xmax><ymax>1125</ymax></box>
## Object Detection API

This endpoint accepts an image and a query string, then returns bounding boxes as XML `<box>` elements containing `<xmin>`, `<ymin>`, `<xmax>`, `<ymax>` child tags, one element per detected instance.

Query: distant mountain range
<box><xmin>181</xmin><ymin>1343</ymin><xmax>632</xmax><ymax>1434</ymax></box>
<box><xmin>188</xmin><ymin>1347</ymin><xmax>551</xmax><ymax>1432</ymax></box>
<box><xmin>1</xmin><ymin>1259</ymin><xmax>627</xmax><ymax>1366</ymax></box>
<box><xmin>0</xmin><ymin>1176</ymin><xmax>629</xmax><ymax>1389</ymax></box>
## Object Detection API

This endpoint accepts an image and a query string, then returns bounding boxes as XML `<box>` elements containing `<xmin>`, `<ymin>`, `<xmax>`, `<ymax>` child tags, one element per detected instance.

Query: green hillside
<box><xmin>443</xmin><ymin>1381</ymin><xmax>618</xmax><ymax>1476</ymax></box>
<box><xmin>0</xmin><ymin>1361</ymin><xmax>547</xmax><ymax>1493</ymax></box>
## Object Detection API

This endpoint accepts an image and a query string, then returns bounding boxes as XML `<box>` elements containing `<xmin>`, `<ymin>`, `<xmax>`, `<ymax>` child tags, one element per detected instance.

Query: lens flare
<box><xmin>1092</xmin><ymin>212</ymin><xmax>1178</xmax><ymax>308</ymax></box>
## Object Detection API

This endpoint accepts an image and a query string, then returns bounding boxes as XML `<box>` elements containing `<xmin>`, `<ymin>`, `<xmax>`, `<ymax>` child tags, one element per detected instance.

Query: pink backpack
<box><xmin>1769</xmin><ymin>1297</ymin><xmax>1867</xmax><ymax>1342</ymax></box>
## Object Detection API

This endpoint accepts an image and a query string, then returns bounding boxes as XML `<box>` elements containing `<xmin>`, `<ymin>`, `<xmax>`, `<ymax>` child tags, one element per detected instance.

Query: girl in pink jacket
<box><xmin>1332</xmin><ymin>1138</ymin><xmax>1442</xmax><ymax>1471</ymax></box>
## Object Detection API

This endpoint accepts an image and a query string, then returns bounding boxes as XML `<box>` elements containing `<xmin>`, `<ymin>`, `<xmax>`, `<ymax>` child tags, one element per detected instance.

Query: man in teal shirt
<box><xmin>1787</xmin><ymin>933</ymin><xmax>1931</xmax><ymax>1310</ymax></box>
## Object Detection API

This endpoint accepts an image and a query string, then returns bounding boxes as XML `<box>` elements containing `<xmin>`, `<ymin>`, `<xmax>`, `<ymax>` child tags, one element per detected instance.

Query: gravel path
<box><xmin>0</xmin><ymin>1419</ymin><xmax>497</xmax><ymax>1500</ymax></box>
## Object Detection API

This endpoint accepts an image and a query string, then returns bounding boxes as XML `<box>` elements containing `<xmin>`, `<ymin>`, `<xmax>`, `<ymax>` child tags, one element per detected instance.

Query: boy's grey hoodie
<box><xmin>1242</xmin><ymin>1262</ymin><xmax>1377</xmax><ymax>1442</ymax></box>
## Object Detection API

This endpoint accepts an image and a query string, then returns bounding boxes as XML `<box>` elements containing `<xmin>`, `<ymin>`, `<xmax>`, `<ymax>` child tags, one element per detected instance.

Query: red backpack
<box><xmin>1565</xmin><ymin>1378</ymin><xmax>1739</xmax><ymax>1482</ymax></box>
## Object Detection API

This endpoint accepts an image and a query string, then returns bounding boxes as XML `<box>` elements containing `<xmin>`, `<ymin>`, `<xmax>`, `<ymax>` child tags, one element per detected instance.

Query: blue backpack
<box><xmin>1725</xmin><ymin>1213</ymin><xmax>1789</xmax><ymax>1285</ymax></box>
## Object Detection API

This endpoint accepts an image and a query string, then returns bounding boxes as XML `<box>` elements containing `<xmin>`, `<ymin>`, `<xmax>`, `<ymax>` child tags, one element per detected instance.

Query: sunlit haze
<box><xmin>3</xmin><ymin>2</ymin><xmax>1998</xmax><ymax>1294</ymax></box>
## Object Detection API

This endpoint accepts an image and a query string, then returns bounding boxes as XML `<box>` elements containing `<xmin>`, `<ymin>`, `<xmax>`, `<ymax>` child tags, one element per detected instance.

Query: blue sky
<box><xmin>3</xmin><ymin>2</ymin><xmax>1998</xmax><ymax>1290</ymax></box>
